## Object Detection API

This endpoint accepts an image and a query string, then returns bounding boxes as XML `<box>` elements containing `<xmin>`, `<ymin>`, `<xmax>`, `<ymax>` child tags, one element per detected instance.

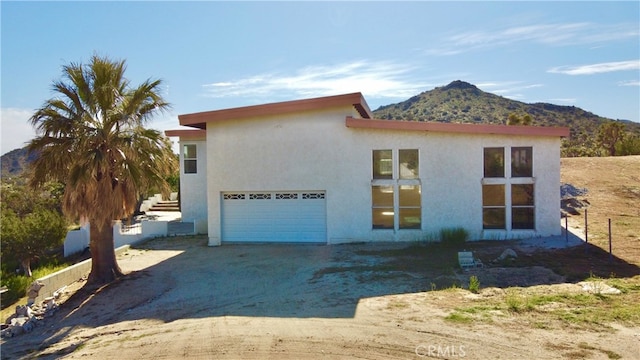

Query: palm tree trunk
<box><xmin>21</xmin><ymin>259</ymin><xmax>33</xmax><ymax>278</ymax></box>
<box><xmin>88</xmin><ymin>222</ymin><xmax>124</xmax><ymax>284</ymax></box>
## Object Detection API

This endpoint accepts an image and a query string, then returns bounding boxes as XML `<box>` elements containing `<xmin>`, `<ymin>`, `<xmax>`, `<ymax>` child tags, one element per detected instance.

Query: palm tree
<box><xmin>28</xmin><ymin>55</ymin><xmax>177</xmax><ymax>284</ymax></box>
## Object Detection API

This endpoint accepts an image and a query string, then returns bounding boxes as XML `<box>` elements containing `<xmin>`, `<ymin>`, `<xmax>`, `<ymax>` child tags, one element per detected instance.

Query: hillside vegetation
<box><xmin>372</xmin><ymin>80</ymin><xmax>640</xmax><ymax>156</ymax></box>
<box><xmin>1</xmin><ymin>148</ymin><xmax>37</xmax><ymax>180</ymax></box>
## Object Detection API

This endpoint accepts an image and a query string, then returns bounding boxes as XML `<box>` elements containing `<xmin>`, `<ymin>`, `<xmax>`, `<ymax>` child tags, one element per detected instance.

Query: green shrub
<box><xmin>469</xmin><ymin>275</ymin><xmax>480</xmax><ymax>293</ymax></box>
<box><xmin>1</xmin><ymin>262</ymin><xmax>69</xmax><ymax>309</ymax></box>
<box><xmin>444</xmin><ymin>312</ymin><xmax>472</xmax><ymax>323</ymax></box>
<box><xmin>440</xmin><ymin>227</ymin><xmax>469</xmax><ymax>247</ymax></box>
<box><xmin>505</xmin><ymin>289</ymin><xmax>535</xmax><ymax>313</ymax></box>
<box><xmin>0</xmin><ymin>273</ymin><xmax>31</xmax><ymax>307</ymax></box>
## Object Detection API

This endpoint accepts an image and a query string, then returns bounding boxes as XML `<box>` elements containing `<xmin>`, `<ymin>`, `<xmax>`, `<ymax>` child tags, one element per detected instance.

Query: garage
<box><xmin>221</xmin><ymin>191</ymin><xmax>327</xmax><ymax>243</ymax></box>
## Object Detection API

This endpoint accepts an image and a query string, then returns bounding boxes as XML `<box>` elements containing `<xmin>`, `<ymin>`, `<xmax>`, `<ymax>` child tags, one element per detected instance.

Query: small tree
<box><xmin>615</xmin><ymin>133</ymin><xmax>640</xmax><ymax>156</ymax></box>
<box><xmin>1</xmin><ymin>207</ymin><xmax>67</xmax><ymax>277</ymax></box>
<box><xmin>597</xmin><ymin>121</ymin><xmax>626</xmax><ymax>156</ymax></box>
<box><xmin>507</xmin><ymin>113</ymin><xmax>532</xmax><ymax>126</ymax></box>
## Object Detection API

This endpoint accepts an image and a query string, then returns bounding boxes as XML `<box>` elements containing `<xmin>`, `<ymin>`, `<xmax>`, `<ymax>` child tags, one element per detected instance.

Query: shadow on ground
<box><xmin>2</xmin><ymin>231</ymin><xmax>638</xmax><ymax>359</ymax></box>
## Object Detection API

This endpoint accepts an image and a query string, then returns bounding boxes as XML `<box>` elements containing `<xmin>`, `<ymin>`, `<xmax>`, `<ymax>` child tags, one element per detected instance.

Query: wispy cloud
<box><xmin>618</xmin><ymin>80</ymin><xmax>640</xmax><ymax>87</ymax></box>
<box><xmin>548</xmin><ymin>60</ymin><xmax>640</xmax><ymax>75</ymax></box>
<box><xmin>202</xmin><ymin>60</ymin><xmax>432</xmax><ymax>100</ymax></box>
<box><xmin>548</xmin><ymin>98</ymin><xmax>577</xmax><ymax>104</ymax></box>
<box><xmin>475</xmin><ymin>81</ymin><xmax>543</xmax><ymax>100</ymax></box>
<box><xmin>0</xmin><ymin>108</ymin><xmax>36</xmax><ymax>155</ymax></box>
<box><xmin>428</xmin><ymin>22</ymin><xmax>639</xmax><ymax>55</ymax></box>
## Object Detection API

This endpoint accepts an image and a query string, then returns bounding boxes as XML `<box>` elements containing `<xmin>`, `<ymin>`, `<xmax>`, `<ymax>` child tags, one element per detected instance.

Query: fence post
<box><xmin>608</xmin><ymin>218</ymin><xmax>612</xmax><ymax>264</ymax></box>
<box><xmin>565</xmin><ymin>215</ymin><xmax>568</xmax><ymax>243</ymax></box>
<box><xmin>584</xmin><ymin>208</ymin><xmax>588</xmax><ymax>244</ymax></box>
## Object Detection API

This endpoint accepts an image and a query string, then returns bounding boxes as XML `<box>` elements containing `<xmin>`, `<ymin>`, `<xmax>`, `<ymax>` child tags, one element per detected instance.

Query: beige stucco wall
<box><xmin>203</xmin><ymin>106</ymin><xmax>562</xmax><ymax>245</ymax></box>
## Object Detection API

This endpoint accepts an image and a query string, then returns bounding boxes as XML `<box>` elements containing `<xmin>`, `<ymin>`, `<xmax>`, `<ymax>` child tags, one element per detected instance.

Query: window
<box><xmin>372</xmin><ymin>149</ymin><xmax>421</xmax><ymax>230</ymax></box>
<box><xmin>484</xmin><ymin>147</ymin><xmax>504</xmax><ymax>178</ymax></box>
<box><xmin>183</xmin><ymin>144</ymin><xmax>197</xmax><ymax>174</ymax></box>
<box><xmin>373</xmin><ymin>150</ymin><xmax>393</xmax><ymax>179</ymax></box>
<box><xmin>372</xmin><ymin>186</ymin><xmax>394</xmax><ymax>229</ymax></box>
<box><xmin>399</xmin><ymin>149</ymin><xmax>419</xmax><ymax>179</ymax></box>
<box><xmin>399</xmin><ymin>185</ymin><xmax>421</xmax><ymax>229</ymax></box>
<box><xmin>482</xmin><ymin>146</ymin><xmax>535</xmax><ymax>231</ymax></box>
<box><xmin>511</xmin><ymin>147</ymin><xmax>532</xmax><ymax>177</ymax></box>
<box><xmin>512</xmin><ymin>184</ymin><xmax>535</xmax><ymax>229</ymax></box>
<box><xmin>482</xmin><ymin>185</ymin><xmax>505</xmax><ymax>229</ymax></box>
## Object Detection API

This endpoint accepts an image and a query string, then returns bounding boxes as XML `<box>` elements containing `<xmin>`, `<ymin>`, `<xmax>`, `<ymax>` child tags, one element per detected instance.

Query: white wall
<box><xmin>203</xmin><ymin>106</ymin><xmax>562</xmax><ymax>245</ymax></box>
<box><xmin>179</xmin><ymin>139</ymin><xmax>208</xmax><ymax>233</ymax></box>
<box><xmin>64</xmin><ymin>220</ymin><xmax>171</xmax><ymax>258</ymax></box>
<box><xmin>63</xmin><ymin>223</ymin><xmax>90</xmax><ymax>257</ymax></box>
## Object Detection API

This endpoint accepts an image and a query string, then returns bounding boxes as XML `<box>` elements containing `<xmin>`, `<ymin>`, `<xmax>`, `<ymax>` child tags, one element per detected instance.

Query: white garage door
<box><xmin>221</xmin><ymin>191</ymin><xmax>326</xmax><ymax>243</ymax></box>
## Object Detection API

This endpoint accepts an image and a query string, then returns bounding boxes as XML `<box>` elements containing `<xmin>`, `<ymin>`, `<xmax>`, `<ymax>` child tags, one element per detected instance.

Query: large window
<box><xmin>372</xmin><ymin>149</ymin><xmax>421</xmax><ymax>230</ymax></box>
<box><xmin>482</xmin><ymin>147</ymin><xmax>534</xmax><ymax>230</ymax></box>
<box><xmin>373</xmin><ymin>150</ymin><xmax>393</xmax><ymax>179</ymax></box>
<box><xmin>484</xmin><ymin>147</ymin><xmax>504</xmax><ymax>178</ymax></box>
<box><xmin>372</xmin><ymin>186</ymin><xmax>394</xmax><ymax>229</ymax></box>
<box><xmin>511</xmin><ymin>147</ymin><xmax>532</xmax><ymax>177</ymax></box>
<box><xmin>399</xmin><ymin>149</ymin><xmax>419</xmax><ymax>179</ymax></box>
<box><xmin>399</xmin><ymin>185</ymin><xmax>421</xmax><ymax>229</ymax></box>
<box><xmin>183</xmin><ymin>144</ymin><xmax>197</xmax><ymax>174</ymax></box>
<box><xmin>512</xmin><ymin>184</ymin><xmax>535</xmax><ymax>229</ymax></box>
<box><xmin>482</xmin><ymin>185</ymin><xmax>505</xmax><ymax>229</ymax></box>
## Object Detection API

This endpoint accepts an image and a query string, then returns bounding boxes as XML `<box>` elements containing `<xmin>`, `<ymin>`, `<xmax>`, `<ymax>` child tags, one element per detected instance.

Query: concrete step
<box><xmin>148</xmin><ymin>200</ymin><xmax>179</xmax><ymax>212</ymax></box>
<box><xmin>149</xmin><ymin>207</ymin><xmax>180</xmax><ymax>212</ymax></box>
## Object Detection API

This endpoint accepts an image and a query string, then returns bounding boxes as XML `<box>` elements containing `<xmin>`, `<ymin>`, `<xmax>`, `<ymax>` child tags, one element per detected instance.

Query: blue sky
<box><xmin>1</xmin><ymin>1</ymin><xmax>639</xmax><ymax>155</ymax></box>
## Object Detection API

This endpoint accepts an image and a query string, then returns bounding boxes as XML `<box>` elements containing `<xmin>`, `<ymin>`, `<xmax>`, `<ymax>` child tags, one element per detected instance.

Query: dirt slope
<box><xmin>561</xmin><ymin>156</ymin><xmax>640</xmax><ymax>266</ymax></box>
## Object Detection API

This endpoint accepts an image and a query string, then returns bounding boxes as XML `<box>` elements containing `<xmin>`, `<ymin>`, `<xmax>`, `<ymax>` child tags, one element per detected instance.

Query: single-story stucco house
<box><xmin>165</xmin><ymin>92</ymin><xmax>570</xmax><ymax>246</ymax></box>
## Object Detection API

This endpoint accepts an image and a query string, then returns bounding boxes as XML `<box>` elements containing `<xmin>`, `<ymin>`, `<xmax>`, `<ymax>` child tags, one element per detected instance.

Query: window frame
<box><xmin>398</xmin><ymin>184</ymin><xmax>421</xmax><ymax>229</ymax></box>
<box><xmin>483</xmin><ymin>147</ymin><xmax>505</xmax><ymax>178</ymax></box>
<box><xmin>511</xmin><ymin>147</ymin><xmax>533</xmax><ymax>178</ymax></box>
<box><xmin>482</xmin><ymin>146</ymin><xmax>535</xmax><ymax>232</ymax></box>
<box><xmin>372</xmin><ymin>185</ymin><xmax>395</xmax><ymax>229</ymax></box>
<box><xmin>482</xmin><ymin>184</ymin><xmax>506</xmax><ymax>230</ymax></box>
<box><xmin>511</xmin><ymin>183</ymin><xmax>535</xmax><ymax>230</ymax></box>
<box><xmin>183</xmin><ymin>144</ymin><xmax>197</xmax><ymax>174</ymax></box>
<box><xmin>371</xmin><ymin>149</ymin><xmax>421</xmax><ymax>231</ymax></box>
<box><xmin>399</xmin><ymin>149</ymin><xmax>419</xmax><ymax>180</ymax></box>
<box><xmin>372</xmin><ymin>149</ymin><xmax>393</xmax><ymax>180</ymax></box>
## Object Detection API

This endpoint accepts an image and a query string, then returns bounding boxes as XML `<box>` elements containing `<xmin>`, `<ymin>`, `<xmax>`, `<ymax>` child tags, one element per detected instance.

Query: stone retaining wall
<box><xmin>34</xmin><ymin>245</ymin><xmax>132</xmax><ymax>304</ymax></box>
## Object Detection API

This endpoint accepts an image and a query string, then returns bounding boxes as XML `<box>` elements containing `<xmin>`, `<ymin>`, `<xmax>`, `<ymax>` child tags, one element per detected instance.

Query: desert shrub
<box><xmin>469</xmin><ymin>275</ymin><xmax>480</xmax><ymax>293</ymax></box>
<box><xmin>440</xmin><ymin>227</ymin><xmax>469</xmax><ymax>247</ymax></box>
<box><xmin>616</xmin><ymin>134</ymin><xmax>640</xmax><ymax>155</ymax></box>
<box><xmin>0</xmin><ymin>273</ymin><xmax>31</xmax><ymax>307</ymax></box>
<box><xmin>1</xmin><ymin>262</ymin><xmax>69</xmax><ymax>309</ymax></box>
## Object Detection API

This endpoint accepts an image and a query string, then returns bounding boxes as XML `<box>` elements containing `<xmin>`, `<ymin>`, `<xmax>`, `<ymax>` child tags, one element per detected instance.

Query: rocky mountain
<box><xmin>371</xmin><ymin>80</ymin><xmax>640</xmax><ymax>139</ymax></box>
<box><xmin>1</xmin><ymin>147</ymin><xmax>36</xmax><ymax>179</ymax></box>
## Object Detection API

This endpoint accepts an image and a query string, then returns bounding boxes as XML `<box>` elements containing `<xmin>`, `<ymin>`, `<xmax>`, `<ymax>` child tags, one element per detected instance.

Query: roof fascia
<box><xmin>179</xmin><ymin>92</ymin><xmax>371</xmax><ymax>129</ymax></box>
<box><xmin>164</xmin><ymin>129</ymin><xmax>207</xmax><ymax>139</ymax></box>
<box><xmin>345</xmin><ymin>116</ymin><xmax>571</xmax><ymax>138</ymax></box>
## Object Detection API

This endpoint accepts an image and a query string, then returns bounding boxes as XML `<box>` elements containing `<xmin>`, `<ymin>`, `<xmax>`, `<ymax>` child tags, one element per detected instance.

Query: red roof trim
<box><xmin>165</xmin><ymin>129</ymin><xmax>206</xmax><ymax>139</ymax></box>
<box><xmin>179</xmin><ymin>93</ymin><xmax>372</xmax><ymax>129</ymax></box>
<box><xmin>345</xmin><ymin>117</ymin><xmax>570</xmax><ymax>137</ymax></box>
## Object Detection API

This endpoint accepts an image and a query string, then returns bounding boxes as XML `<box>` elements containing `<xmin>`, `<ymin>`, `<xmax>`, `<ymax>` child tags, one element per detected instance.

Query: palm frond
<box><xmin>28</xmin><ymin>55</ymin><xmax>174</xmax><ymax>228</ymax></box>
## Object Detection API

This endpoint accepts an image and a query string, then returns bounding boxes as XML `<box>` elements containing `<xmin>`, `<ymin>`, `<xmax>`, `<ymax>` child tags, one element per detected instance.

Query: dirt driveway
<box><xmin>2</xmin><ymin>236</ymin><xmax>639</xmax><ymax>359</ymax></box>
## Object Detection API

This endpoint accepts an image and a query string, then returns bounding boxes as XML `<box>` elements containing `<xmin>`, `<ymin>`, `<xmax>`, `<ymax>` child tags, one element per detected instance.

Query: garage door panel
<box><xmin>221</xmin><ymin>191</ymin><xmax>326</xmax><ymax>243</ymax></box>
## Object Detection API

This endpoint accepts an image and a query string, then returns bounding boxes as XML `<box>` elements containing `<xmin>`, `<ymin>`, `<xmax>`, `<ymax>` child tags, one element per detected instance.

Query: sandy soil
<box><xmin>2</xmin><ymin>236</ymin><xmax>638</xmax><ymax>359</ymax></box>
<box><xmin>561</xmin><ymin>155</ymin><xmax>640</xmax><ymax>267</ymax></box>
